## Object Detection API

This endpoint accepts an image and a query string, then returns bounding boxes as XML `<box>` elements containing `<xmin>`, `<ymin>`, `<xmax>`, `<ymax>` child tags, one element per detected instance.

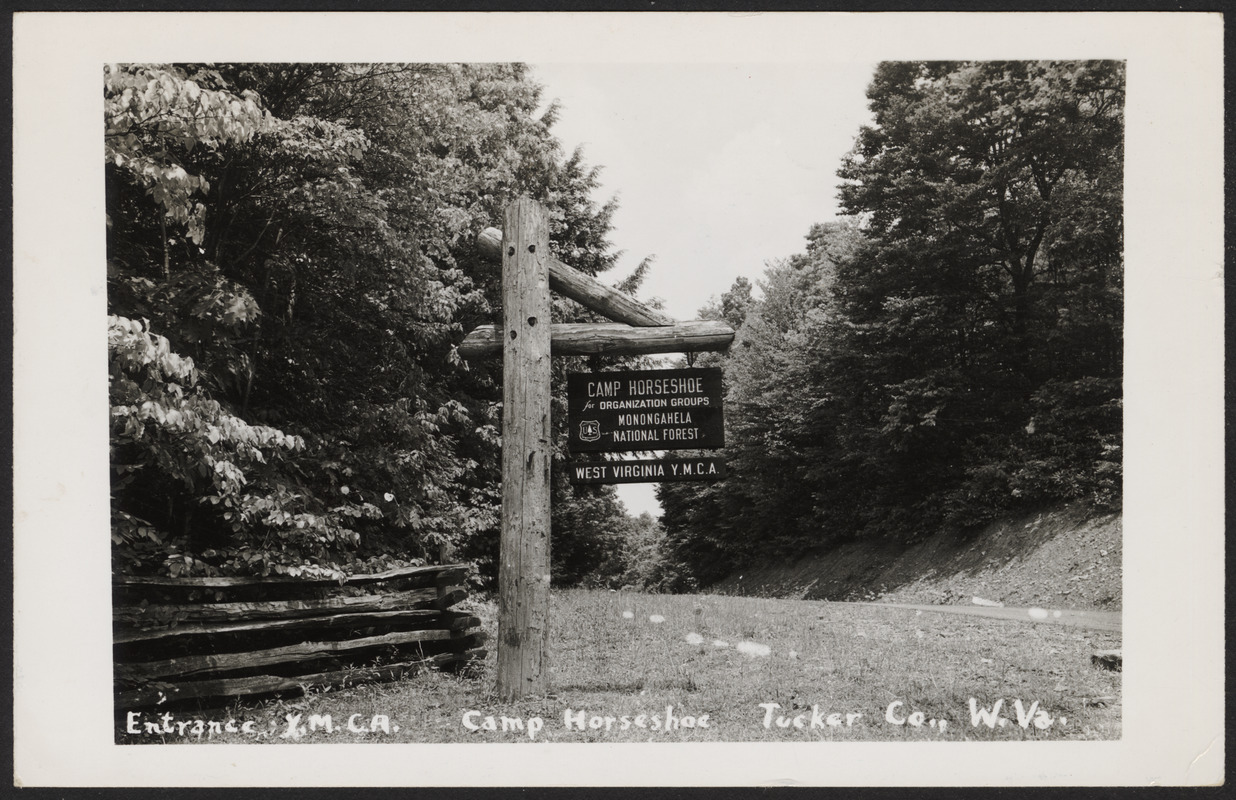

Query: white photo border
<box><xmin>11</xmin><ymin>10</ymin><xmax>1225</xmax><ymax>787</ymax></box>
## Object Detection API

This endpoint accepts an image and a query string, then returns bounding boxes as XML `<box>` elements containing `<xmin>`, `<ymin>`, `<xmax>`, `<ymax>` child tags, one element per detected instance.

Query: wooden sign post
<box><xmin>463</xmin><ymin>197</ymin><xmax>735</xmax><ymax>700</ymax></box>
<box><xmin>496</xmin><ymin>198</ymin><xmax>552</xmax><ymax>699</ymax></box>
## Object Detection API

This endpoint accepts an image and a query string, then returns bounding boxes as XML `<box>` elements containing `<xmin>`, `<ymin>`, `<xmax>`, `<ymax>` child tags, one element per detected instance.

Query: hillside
<box><xmin>709</xmin><ymin>503</ymin><xmax>1122</xmax><ymax>611</ymax></box>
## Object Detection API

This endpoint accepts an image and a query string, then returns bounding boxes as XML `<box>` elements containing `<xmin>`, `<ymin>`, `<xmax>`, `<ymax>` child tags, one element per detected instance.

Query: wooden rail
<box><xmin>116</xmin><ymin>649</ymin><xmax>483</xmax><ymax>708</ymax></box>
<box><xmin>114</xmin><ymin>563</ymin><xmax>466</xmax><ymax>588</ymax></box>
<box><xmin>114</xmin><ymin>608</ymin><xmax>473</xmax><ymax>644</ymax></box>
<box><xmin>117</xmin><ymin>623</ymin><xmax>483</xmax><ymax>681</ymax></box>
<box><xmin>113</xmin><ymin>564</ymin><xmax>482</xmax><ymax>709</ymax></box>
<box><xmin>114</xmin><ymin>586</ymin><xmax>457</xmax><ymax>626</ymax></box>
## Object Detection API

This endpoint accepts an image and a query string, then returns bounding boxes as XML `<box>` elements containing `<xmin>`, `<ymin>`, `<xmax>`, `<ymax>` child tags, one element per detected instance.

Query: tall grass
<box><xmin>127</xmin><ymin>589</ymin><xmax>1121</xmax><ymax>744</ymax></box>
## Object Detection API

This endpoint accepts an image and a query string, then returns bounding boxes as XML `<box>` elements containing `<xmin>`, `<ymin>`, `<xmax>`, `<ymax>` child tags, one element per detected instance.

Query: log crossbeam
<box><xmin>460</xmin><ymin>320</ymin><xmax>734</xmax><ymax>358</ymax></box>
<box><xmin>477</xmin><ymin>227</ymin><xmax>675</xmax><ymax>327</ymax></box>
<box><xmin>466</xmin><ymin>227</ymin><xmax>735</xmax><ymax>358</ymax></box>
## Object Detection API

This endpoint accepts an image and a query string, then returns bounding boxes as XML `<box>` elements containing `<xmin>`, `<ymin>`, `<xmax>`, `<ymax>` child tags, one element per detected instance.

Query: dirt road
<box><xmin>843</xmin><ymin>601</ymin><xmax>1122</xmax><ymax>632</ymax></box>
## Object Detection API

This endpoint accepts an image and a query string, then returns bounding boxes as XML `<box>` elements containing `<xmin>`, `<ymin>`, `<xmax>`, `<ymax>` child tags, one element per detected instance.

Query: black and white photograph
<box><xmin>11</xmin><ymin>11</ymin><xmax>1225</xmax><ymax>787</ymax></box>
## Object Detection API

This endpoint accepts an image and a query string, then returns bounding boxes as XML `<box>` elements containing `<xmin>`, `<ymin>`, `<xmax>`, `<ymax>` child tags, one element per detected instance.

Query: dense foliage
<box><xmin>107</xmin><ymin>63</ymin><xmax>647</xmax><ymax>580</ymax></box>
<box><xmin>659</xmin><ymin>61</ymin><xmax>1124</xmax><ymax>584</ymax></box>
<box><xmin>108</xmin><ymin>60</ymin><xmax>1123</xmax><ymax>590</ymax></box>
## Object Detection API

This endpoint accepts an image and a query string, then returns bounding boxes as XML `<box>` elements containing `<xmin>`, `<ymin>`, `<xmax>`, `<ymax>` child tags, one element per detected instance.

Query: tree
<box><xmin>834</xmin><ymin>61</ymin><xmax>1124</xmax><ymax>529</ymax></box>
<box><xmin>720</xmin><ymin>275</ymin><xmax>753</xmax><ymax>329</ymax></box>
<box><xmin>658</xmin><ymin>222</ymin><xmax>864</xmax><ymax>574</ymax></box>
<box><xmin>661</xmin><ymin>61</ymin><xmax>1124</xmax><ymax>581</ymax></box>
<box><xmin>107</xmin><ymin>63</ymin><xmax>642</xmax><ymax>580</ymax></box>
<box><xmin>108</xmin><ymin>315</ymin><xmax>360</xmax><ymax>578</ymax></box>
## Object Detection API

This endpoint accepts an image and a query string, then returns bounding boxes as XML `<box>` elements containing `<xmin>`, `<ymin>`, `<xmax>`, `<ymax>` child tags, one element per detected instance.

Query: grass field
<box><xmin>122</xmin><ymin>589</ymin><xmax>1122</xmax><ymax>744</ymax></box>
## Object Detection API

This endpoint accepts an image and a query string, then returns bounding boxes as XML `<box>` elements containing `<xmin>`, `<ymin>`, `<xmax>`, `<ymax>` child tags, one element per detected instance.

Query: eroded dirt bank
<box><xmin>711</xmin><ymin>503</ymin><xmax>1122</xmax><ymax>611</ymax></box>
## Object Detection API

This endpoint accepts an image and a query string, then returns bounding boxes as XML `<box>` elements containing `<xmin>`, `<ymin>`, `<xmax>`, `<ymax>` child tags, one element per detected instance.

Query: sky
<box><xmin>530</xmin><ymin>63</ymin><xmax>877</xmax><ymax>517</ymax></box>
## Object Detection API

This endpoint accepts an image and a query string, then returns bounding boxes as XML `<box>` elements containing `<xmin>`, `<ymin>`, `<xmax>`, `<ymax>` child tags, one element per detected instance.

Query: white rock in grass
<box><xmin>736</xmin><ymin>641</ymin><xmax>771</xmax><ymax>658</ymax></box>
<box><xmin>1028</xmin><ymin>607</ymin><xmax>1049</xmax><ymax>620</ymax></box>
<box><xmin>788</xmin><ymin>650</ymin><xmax>798</xmax><ymax>659</ymax></box>
<box><xmin>685</xmin><ymin>632</ymin><xmax>704</xmax><ymax>645</ymax></box>
<box><xmin>622</xmin><ymin>610</ymin><xmax>634</xmax><ymax>620</ymax></box>
<box><xmin>713</xmin><ymin>640</ymin><xmax>729</xmax><ymax>648</ymax></box>
<box><xmin>649</xmin><ymin>614</ymin><xmax>666</xmax><ymax>624</ymax></box>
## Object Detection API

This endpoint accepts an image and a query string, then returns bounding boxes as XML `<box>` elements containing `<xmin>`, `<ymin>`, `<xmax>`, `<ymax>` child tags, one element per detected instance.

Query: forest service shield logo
<box><xmin>578</xmin><ymin>420</ymin><xmax>601</xmax><ymax>442</ymax></box>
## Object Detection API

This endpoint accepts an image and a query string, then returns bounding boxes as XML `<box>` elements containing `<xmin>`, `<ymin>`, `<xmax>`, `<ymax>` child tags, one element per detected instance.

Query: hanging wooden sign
<box><xmin>567</xmin><ymin>367</ymin><xmax>725</xmax><ymax>452</ymax></box>
<box><xmin>569</xmin><ymin>456</ymin><xmax>727</xmax><ymax>485</ymax></box>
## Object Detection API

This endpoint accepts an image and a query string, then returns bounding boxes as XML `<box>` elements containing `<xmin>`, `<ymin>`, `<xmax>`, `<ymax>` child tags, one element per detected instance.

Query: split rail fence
<box><xmin>113</xmin><ymin>564</ymin><xmax>483</xmax><ymax>708</ymax></box>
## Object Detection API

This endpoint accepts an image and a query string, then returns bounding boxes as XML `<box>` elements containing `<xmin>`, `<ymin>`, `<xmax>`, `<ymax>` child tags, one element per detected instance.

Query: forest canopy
<box><xmin>107</xmin><ymin>60</ymin><xmax>1123</xmax><ymax>590</ymax></box>
<box><xmin>106</xmin><ymin>63</ymin><xmax>652</xmax><ymax>582</ymax></box>
<box><xmin>658</xmin><ymin>61</ymin><xmax>1124</xmax><ymax>585</ymax></box>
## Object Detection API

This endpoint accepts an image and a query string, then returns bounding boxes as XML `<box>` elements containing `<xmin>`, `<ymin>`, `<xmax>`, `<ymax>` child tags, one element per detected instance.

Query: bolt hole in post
<box><xmin>508</xmin><ymin>246</ymin><xmax>515</xmax><ymax>257</ymax></box>
<box><xmin>527</xmin><ymin>317</ymin><xmax>537</xmax><ymax>327</ymax></box>
<box><xmin>510</xmin><ymin>330</ymin><xmax>517</xmax><ymax>340</ymax></box>
<box><xmin>527</xmin><ymin>244</ymin><xmax>536</xmax><ymax>253</ymax></box>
